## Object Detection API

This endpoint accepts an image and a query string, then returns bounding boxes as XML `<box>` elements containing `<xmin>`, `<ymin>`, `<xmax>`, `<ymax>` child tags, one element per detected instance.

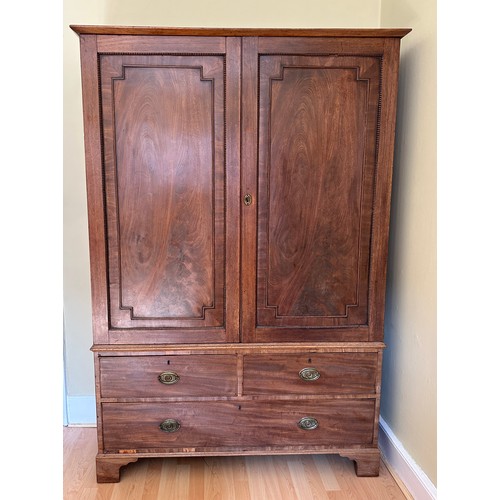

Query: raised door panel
<box><xmin>242</xmin><ymin>44</ymin><xmax>383</xmax><ymax>342</ymax></box>
<box><xmin>99</xmin><ymin>52</ymin><xmax>237</xmax><ymax>342</ymax></box>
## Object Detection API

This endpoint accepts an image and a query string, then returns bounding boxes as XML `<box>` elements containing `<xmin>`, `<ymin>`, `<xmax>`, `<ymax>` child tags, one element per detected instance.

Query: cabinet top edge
<box><xmin>70</xmin><ymin>25</ymin><xmax>411</xmax><ymax>38</ymax></box>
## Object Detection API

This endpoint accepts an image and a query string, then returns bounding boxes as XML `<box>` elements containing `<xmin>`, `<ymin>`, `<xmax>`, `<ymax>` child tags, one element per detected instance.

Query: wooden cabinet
<box><xmin>72</xmin><ymin>26</ymin><xmax>410</xmax><ymax>483</ymax></box>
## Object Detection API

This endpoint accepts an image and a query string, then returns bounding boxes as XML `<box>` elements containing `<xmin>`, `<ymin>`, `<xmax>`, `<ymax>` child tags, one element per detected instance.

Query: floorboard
<box><xmin>63</xmin><ymin>427</ymin><xmax>411</xmax><ymax>499</ymax></box>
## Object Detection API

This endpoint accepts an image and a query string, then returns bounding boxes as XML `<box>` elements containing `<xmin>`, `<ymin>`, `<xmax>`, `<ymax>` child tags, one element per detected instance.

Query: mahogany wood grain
<box><xmin>367</xmin><ymin>39</ymin><xmax>402</xmax><ymax>342</ymax></box>
<box><xmin>340</xmin><ymin>449</ymin><xmax>381</xmax><ymax>477</ymax></box>
<box><xmin>240</xmin><ymin>37</ymin><xmax>259</xmax><ymax>340</ymax></box>
<box><xmin>71</xmin><ymin>25</ymin><xmax>411</xmax><ymax>38</ymax></box>
<box><xmin>79</xmin><ymin>34</ymin><xmax>109</xmax><ymax>344</ymax></box>
<box><xmin>242</xmin><ymin>38</ymin><xmax>384</xmax><ymax>342</ymax></box>
<box><xmin>100</xmin><ymin>54</ymin><xmax>225</xmax><ymax>330</ymax></box>
<box><xmin>106</xmin><ymin>328</ymin><xmax>230</xmax><ymax>345</ymax></box>
<box><xmin>97</xmin><ymin>51</ymin><xmax>233</xmax><ymax>343</ymax></box>
<box><xmin>256</xmin><ymin>55</ymin><xmax>381</xmax><ymax>332</ymax></box>
<box><xmin>372</xmin><ymin>349</ymin><xmax>385</xmax><ymax>443</ymax></box>
<box><xmin>257</xmin><ymin>36</ymin><xmax>388</xmax><ymax>55</ymax></box>
<box><xmin>224</xmin><ymin>37</ymin><xmax>242</xmax><ymax>342</ymax></box>
<box><xmin>101</xmin><ymin>399</ymin><xmax>376</xmax><ymax>451</ymax></box>
<box><xmin>243</xmin><ymin>353</ymin><xmax>378</xmax><ymax>395</ymax></box>
<box><xmin>239</xmin><ymin>36</ymin><xmax>403</xmax><ymax>344</ymax></box>
<box><xmin>73</xmin><ymin>27</ymin><xmax>410</xmax><ymax>484</ymax></box>
<box><xmin>96</xmin><ymin>35</ymin><xmax>225</xmax><ymax>54</ymax></box>
<box><xmin>93</xmin><ymin>353</ymin><xmax>104</xmax><ymax>453</ymax></box>
<box><xmin>99</xmin><ymin>355</ymin><xmax>238</xmax><ymax>398</ymax></box>
<box><xmin>95</xmin><ymin>456</ymin><xmax>138</xmax><ymax>483</ymax></box>
<box><xmin>92</xmin><ymin>342</ymin><xmax>386</xmax><ymax>355</ymax></box>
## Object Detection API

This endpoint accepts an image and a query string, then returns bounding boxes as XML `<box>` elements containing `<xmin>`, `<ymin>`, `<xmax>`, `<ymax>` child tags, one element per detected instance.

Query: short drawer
<box><xmin>101</xmin><ymin>399</ymin><xmax>376</xmax><ymax>451</ymax></box>
<box><xmin>99</xmin><ymin>355</ymin><xmax>237</xmax><ymax>398</ymax></box>
<box><xmin>243</xmin><ymin>353</ymin><xmax>378</xmax><ymax>395</ymax></box>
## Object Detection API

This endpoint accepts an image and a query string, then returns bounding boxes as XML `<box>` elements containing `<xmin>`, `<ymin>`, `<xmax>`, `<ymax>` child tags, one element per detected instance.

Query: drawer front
<box><xmin>99</xmin><ymin>355</ymin><xmax>237</xmax><ymax>398</ymax></box>
<box><xmin>101</xmin><ymin>399</ymin><xmax>375</xmax><ymax>451</ymax></box>
<box><xmin>243</xmin><ymin>353</ymin><xmax>378</xmax><ymax>395</ymax></box>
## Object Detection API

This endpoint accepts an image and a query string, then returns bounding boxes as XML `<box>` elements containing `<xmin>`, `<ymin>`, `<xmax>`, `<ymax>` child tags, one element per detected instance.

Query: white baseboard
<box><xmin>379</xmin><ymin>417</ymin><xmax>437</xmax><ymax>500</ymax></box>
<box><xmin>66</xmin><ymin>395</ymin><xmax>96</xmax><ymax>426</ymax></box>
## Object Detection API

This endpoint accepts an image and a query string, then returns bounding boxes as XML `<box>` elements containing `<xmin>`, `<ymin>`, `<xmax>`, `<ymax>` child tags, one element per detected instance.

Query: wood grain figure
<box><xmin>72</xmin><ymin>25</ymin><xmax>410</xmax><ymax>482</ymax></box>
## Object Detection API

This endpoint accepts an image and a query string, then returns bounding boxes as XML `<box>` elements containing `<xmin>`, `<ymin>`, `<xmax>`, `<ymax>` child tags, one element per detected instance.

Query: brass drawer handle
<box><xmin>298</xmin><ymin>417</ymin><xmax>319</xmax><ymax>431</ymax></box>
<box><xmin>158</xmin><ymin>371</ymin><xmax>180</xmax><ymax>385</ymax></box>
<box><xmin>159</xmin><ymin>419</ymin><xmax>181</xmax><ymax>433</ymax></box>
<box><xmin>299</xmin><ymin>367</ymin><xmax>320</xmax><ymax>382</ymax></box>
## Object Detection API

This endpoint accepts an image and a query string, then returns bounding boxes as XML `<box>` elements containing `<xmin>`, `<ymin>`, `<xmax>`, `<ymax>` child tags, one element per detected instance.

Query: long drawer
<box><xmin>99</xmin><ymin>355</ymin><xmax>238</xmax><ymax>398</ymax></box>
<box><xmin>101</xmin><ymin>399</ymin><xmax>376</xmax><ymax>451</ymax></box>
<box><xmin>243</xmin><ymin>353</ymin><xmax>378</xmax><ymax>395</ymax></box>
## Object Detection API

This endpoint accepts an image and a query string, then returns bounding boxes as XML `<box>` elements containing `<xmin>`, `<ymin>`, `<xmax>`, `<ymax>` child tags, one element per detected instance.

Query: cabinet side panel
<box><xmin>368</xmin><ymin>39</ymin><xmax>401</xmax><ymax>341</ymax></box>
<box><xmin>79</xmin><ymin>35</ymin><xmax>109</xmax><ymax>344</ymax></box>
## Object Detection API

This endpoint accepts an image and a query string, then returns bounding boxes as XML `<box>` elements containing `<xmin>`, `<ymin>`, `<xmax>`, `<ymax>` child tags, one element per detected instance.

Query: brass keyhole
<box><xmin>243</xmin><ymin>194</ymin><xmax>252</xmax><ymax>206</ymax></box>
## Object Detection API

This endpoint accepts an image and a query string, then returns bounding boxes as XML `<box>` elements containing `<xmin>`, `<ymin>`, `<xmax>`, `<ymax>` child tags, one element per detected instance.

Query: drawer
<box><xmin>101</xmin><ymin>399</ymin><xmax>375</xmax><ymax>451</ymax></box>
<box><xmin>99</xmin><ymin>355</ymin><xmax>237</xmax><ymax>398</ymax></box>
<box><xmin>243</xmin><ymin>353</ymin><xmax>378</xmax><ymax>395</ymax></box>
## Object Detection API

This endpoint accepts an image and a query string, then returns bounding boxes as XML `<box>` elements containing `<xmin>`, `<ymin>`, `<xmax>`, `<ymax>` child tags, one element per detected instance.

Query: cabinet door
<box><xmin>241</xmin><ymin>37</ymin><xmax>398</xmax><ymax>342</ymax></box>
<box><xmin>96</xmin><ymin>40</ymin><xmax>241</xmax><ymax>343</ymax></box>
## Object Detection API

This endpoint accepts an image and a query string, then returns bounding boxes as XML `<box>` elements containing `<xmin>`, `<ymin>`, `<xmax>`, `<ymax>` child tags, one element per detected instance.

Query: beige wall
<box><xmin>64</xmin><ymin>0</ymin><xmax>436</xmax><ymax>487</ymax></box>
<box><xmin>380</xmin><ymin>0</ymin><xmax>437</xmax><ymax>487</ymax></box>
<box><xmin>101</xmin><ymin>0</ymin><xmax>380</xmax><ymax>28</ymax></box>
<box><xmin>64</xmin><ymin>0</ymin><xmax>107</xmax><ymax>396</ymax></box>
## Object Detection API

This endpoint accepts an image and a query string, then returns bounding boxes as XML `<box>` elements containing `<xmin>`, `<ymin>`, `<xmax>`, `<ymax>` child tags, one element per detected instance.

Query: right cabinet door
<box><xmin>241</xmin><ymin>37</ymin><xmax>396</xmax><ymax>343</ymax></box>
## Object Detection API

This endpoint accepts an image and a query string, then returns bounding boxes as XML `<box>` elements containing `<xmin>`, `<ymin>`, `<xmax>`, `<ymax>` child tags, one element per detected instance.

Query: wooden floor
<box><xmin>64</xmin><ymin>427</ymin><xmax>410</xmax><ymax>499</ymax></box>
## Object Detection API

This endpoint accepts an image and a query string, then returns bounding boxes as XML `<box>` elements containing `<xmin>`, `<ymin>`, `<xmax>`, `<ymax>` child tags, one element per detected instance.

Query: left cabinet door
<box><xmin>87</xmin><ymin>39</ymin><xmax>241</xmax><ymax>344</ymax></box>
